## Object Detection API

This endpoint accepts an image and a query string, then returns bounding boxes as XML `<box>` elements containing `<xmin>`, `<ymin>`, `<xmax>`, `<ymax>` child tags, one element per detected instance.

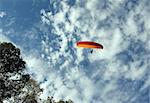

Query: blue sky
<box><xmin>0</xmin><ymin>0</ymin><xmax>150</xmax><ymax>103</ymax></box>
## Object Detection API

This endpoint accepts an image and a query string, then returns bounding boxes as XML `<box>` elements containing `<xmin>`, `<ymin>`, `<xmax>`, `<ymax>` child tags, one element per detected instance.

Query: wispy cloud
<box><xmin>0</xmin><ymin>30</ymin><xmax>10</xmax><ymax>42</ymax></box>
<box><xmin>8</xmin><ymin>0</ymin><xmax>149</xmax><ymax>103</ymax></box>
<box><xmin>0</xmin><ymin>11</ymin><xmax>6</xmax><ymax>18</ymax></box>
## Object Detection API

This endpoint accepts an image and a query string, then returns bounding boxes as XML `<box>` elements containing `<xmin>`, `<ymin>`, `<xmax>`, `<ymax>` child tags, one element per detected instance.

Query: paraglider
<box><xmin>76</xmin><ymin>41</ymin><xmax>103</xmax><ymax>53</ymax></box>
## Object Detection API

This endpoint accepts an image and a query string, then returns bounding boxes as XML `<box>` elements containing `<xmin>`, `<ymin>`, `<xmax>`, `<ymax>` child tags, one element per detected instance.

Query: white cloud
<box><xmin>23</xmin><ymin>53</ymin><xmax>51</xmax><ymax>82</ymax></box>
<box><xmin>0</xmin><ymin>11</ymin><xmax>6</xmax><ymax>18</ymax></box>
<box><xmin>0</xmin><ymin>30</ymin><xmax>10</xmax><ymax>42</ymax></box>
<box><xmin>28</xmin><ymin>0</ymin><xmax>150</xmax><ymax>103</ymax></box>
<box><xmin>1</xmin><ymin>1</ymin><xmax>149</xmax><ymax>102</ymax></box>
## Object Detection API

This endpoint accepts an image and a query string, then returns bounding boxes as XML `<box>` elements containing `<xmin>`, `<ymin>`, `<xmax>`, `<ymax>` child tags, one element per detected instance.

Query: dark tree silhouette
<box><xmin>0</xmin><ymin>42</ymin><xmax>26</xmax><ymax>102</ymax></box>
<box><xmin>0</xmin><ymin>42</ymin><xmax>73</xmax><ymax>103</ymax></box>
<box><xmin>45</xmin><ymin>96</ymin><xmax>73</xmax><ymax>103</ymax></box>
<box><xmin>0</xmin><ymin>42</ymin><xmax>42</xmax><ymax>103</ymax></box>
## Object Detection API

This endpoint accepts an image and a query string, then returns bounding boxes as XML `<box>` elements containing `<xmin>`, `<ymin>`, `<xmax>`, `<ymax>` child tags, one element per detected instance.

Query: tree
<box><xmin>0</xmin><ymin>42</ymin><xmax>25</xmax><ymax>102</ymax></box>
<box><xmin>45</xmin><ymin>96</ymin><xmax>73</xmax><ymax>103</ymax></box>
<box><xmin>0</xmin><ymin>42</ymin><xmax>42</xmax><ymax>103</ymax></box>
<box><xmin>0</xmin><ymin>42</ymin><xmax>73</xmax><ymax>103</ymax></box>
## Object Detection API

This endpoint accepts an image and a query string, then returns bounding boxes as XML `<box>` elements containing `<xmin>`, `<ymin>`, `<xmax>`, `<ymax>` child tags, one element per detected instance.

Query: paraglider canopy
<box><xmin>76</xmin><ymin>41</ymin><xmax>103</xmax><ymax>49</ymax></box>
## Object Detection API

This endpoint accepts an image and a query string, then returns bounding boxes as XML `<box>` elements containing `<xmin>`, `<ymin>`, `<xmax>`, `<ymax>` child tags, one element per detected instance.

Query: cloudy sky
<box><xmin>0</xmin><ymin>0</ymin><xmax>150</xmax><ymax>103</ymax></box>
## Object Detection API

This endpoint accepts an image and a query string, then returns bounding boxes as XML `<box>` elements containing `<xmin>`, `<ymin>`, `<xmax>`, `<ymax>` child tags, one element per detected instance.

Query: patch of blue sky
<box><xmin>48</xmin><ymin>0</ymin><xmax>64</xmax><ymax>15</ymax></box>
<box><xmin>130</xmin><ymin>87</ymin><xmax>149</xmax><ymax>103</ymax></box>
<box><xmin>0</xmin><ymin>0</ymin><xmax>50</xmax><ymax>52</ymax></box>
<box><xmin>48</xmin><ymin>0</ymin><xmax>76</xmax><ymax>16</ymax></box>
<box><xmin>97</xmin><ymin>17</ymin><xmax>114</xmax><ymax>30</ymax></box>
<box><xmin>0</xmin><ymin>0</ymin><xmax>49</xmax><ymax>31</ymax></box>
<box><xmin>116</xmin><ymin>39</ymin><xmax>149</xmax><ymax>65</ymax></box>
<box><xmin>117</xmin><ymin>78</ymin><xmax>145</xmax><ymax>93</ymax></box>
<box><xmin>66</xmin><ymin>0</ymin><xmax>76</xmax><ymax>6</ymax></box>
<box><xmin>115</xmin><ymin>0</ymin><xmax>140</xmax><ymax>24</ymax></box>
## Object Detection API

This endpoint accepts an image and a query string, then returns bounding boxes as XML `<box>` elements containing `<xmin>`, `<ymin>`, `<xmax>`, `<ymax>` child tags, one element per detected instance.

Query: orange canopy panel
<box><xmin>76</xmin><ymin>41</ymin><xmax>103</xmax><ymax>49</ymax></box>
